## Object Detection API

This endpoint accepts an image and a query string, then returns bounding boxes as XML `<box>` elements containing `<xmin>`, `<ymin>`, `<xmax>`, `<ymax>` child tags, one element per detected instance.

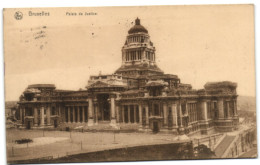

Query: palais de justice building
<box><xmin>17</xmin><ymin>18</ymin><xmax>239</xmax><ymax>134</ymax></box>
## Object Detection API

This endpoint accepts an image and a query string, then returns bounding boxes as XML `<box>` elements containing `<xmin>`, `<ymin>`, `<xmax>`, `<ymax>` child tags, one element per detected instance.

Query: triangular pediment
<box><xmin>88</xmin><ymin>81</ymin><xmax>110</xmax><ymax>88</ymax></box>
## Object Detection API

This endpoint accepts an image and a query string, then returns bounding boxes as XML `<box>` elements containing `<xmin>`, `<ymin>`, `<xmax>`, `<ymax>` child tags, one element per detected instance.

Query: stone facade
<box><xmin>17</xmin><ymin>18</ymin><xmax>239</xmax><ymax>134</ymax></box>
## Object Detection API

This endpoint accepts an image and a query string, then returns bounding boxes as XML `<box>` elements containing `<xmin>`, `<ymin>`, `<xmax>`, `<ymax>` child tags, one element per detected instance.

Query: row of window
<box><xmin>125</xmin><ymin>50</ymin><xmax>142</xmax><ymax>61</ymax></box>
<box><xmin>127</xmin><ymin>36</ymin><xmax>148</xmax><ymax>43</ymax></box>
<box><xmin>224</xmin><ymin>101</ymin><xmax>236</xmax><ymax>118</ymax></box>
<box><xmin>145</xmin><ymin>51</ymin><xmax>155</xmax><ymax>61</ymax></box>
<box><xmin>187</xmin><ymin>103</ymin><xmax>198</xmax><ymax>122</ymax></box>
<box><xmin>125</xmin><ymin>51</ymin><xmax>155</xmax><ymax>62</ymax></box>
<box><xmin>207</xmin><ymin>102</ymin><xmax>217</xmax><ymax>119</ymax></box>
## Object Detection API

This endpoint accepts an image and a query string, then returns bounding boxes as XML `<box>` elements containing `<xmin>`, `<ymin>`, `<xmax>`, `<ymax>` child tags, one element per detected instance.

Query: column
<box><xmin>122</xmin><ymin>106</ymin><xmax>125</xmax><ymax>123</ymax></box>
<box><xmin>82</xmin><ymin>106</ymin><xmax>85</xmax><ymax>123</ymax></box>
<box><xmin>145</xmin><ymin>104</ymin><xmax>149</xmax><ymax>128</ymax></box>
<box><xmin>234</xmin><ymin>100</ymin><xmax>238</xmax><ymax>116</ymax></box>
<box><xmin>68</xmin><ymin>107</ymin><xmax>71</xmax><ymax>123</ymax></box>
<box><xmin>128</xmin><ymin>105</ymin><xmax>131</xmax><ymax>123</ymax></box>
<box><xmin>116</xmin><ymin>105</ymin><xmax>120</xmax><ymax>123</ymax></box>
<box><xmin>134</xmin><ymin>105</ymin><xmax>137</xmax><ymax>123</ymax></box>
<box><xmin>142</xmin><ymin>49</ymin><xmax>145</xmax><ymax>60</ymax></box>
<box><xmin>88</xmin><ymin>98</ymin><xmax>94</xmax><ymax>126</ymax></box>
<box><xmin>72</xmin><ymin>106</ymin><xmax>75</xmax><ymax>123</ymax></box>
<box><xmin>217</xmin><ymin>98</ymin><xmax>224</xmax><ymax>119</ymax></box>
<box><xmin>62</xmin><ymin>106</ymin><xmax>66</xmax><ymax>122</ymax></box>
<box><xmin>19</xmin><ymin>107</ymin><xmax>23</xmax><ymax>122</ymax></box>
<box><xmin>110</xmin><ymin>96</ymin><xmax>116</xmax><ymax>125</ymax></box>
<box><xmin>33</xmin><ymin>106</ymin><xmax>38</xmax><ymax>126</ymax></box>
<box><xmin>40</xmin><ymin>106</ymin><xmax>44</xmax><ymax>126</ymax></box>
<box><xmin>163</xmin><ymin>103</ymin><xmax>167</xmax><ymax>127</ymax></box>
<box><xmin>139</xmin><ymin>104</ymin><xmax>142</xmax><ymax>125</ymax></box>
<box><xmin>172</xmin><ymin>104</ymin><xmax>178</xmax><ymax>127</ymax></box>
<box><xmin>178</xmin><ymin>103</ymin><xmax>185</xmax><ymax>134</ymax></box>
<box><xmin>77</xmin><ymin>106</ymin><xmax>80</xmax><ymax>123</ymax></box>
<box><xmin>59</xmin><ymin>105</ymin><xmax>61</xmax><ymax>116</ymax></box>
<box><xmin>227</xmin><ymin>101</ymin><xmax>230</xmax><ymax>118</ymax></box>
<box><xmin>46</xmin><ymin>105</ymin><xmax>51</xmax><ymax>126</ymax></box>
<box><xmin>23</xmin><ymin>107</ymin><xmax>25</xmax><ymax>123</ymax></box>
<box><xmin>95</xmin><ymin>104</ymin><xmax>98</xmax><ymax>124</ymax></box>
<box><xmin>202</xmin><ymin>101</ymin><xmax>208</xmax><ymax>121</ymax></box>
<box><xmin>179</xmin><ymin>104</ymin><xmax>183</xmax><ymax>127</ymax></box>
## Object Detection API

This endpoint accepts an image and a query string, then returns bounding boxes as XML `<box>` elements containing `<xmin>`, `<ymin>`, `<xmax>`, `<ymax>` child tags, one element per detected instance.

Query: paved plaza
<box><xmin>6</xmin><ymin>129</ymin><xmax>189</xmax><ymax>162</ymax></box>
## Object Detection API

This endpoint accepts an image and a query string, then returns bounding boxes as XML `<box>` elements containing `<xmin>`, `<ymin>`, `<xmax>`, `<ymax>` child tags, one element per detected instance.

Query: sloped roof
<box><xmin>204</xmin><ymin>81</ymin><xmax>237</xmax><ymax>89</ymax></box>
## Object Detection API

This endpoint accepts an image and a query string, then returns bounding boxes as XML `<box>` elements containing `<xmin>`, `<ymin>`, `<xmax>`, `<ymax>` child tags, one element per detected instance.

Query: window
<box><xmin>51</xmin><ymin>107</ymin><xmax>56</xmax><ymax>115</ymax></box>
<box><xmin>154</xmin><ymin>104</ymin><xmax>160</xmax><ymax>116</ymax></box>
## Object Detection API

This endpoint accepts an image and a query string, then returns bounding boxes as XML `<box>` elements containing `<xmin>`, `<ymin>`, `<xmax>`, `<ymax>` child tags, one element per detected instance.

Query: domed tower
<box><xmin>115</xmin><ymin>18</ymin><xmax>163</xmax><ymax>77</ymax></box>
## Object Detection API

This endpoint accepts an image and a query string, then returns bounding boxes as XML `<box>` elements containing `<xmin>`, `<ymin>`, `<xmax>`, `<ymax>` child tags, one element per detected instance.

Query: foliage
<box><xmin>193</xmin><ymin>144</ymin><xmax>215</xmax><ymax>159</ymax></box>
<box><xmin>15</xmin><ymin>138</ymin><xmax>33</xmax><ymax>144</ymax></box>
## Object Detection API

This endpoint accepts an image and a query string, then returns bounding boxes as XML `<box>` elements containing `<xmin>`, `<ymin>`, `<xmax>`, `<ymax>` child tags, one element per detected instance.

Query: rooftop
<box><xmin>28</xmin><ymin>84</ymin><xmax>56</xmax><ymax>89</ymax></box>
<box><xmin>128</xmin><ymin>18</ymin><xmax>148</xmax><ymax>34</ymax></box>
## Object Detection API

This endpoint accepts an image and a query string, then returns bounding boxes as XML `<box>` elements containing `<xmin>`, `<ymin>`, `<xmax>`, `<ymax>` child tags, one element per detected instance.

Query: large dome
<box><xmin>128</xmin><ymin>18</ymin><xmax>148</xmax><ymax>34</ymax></box>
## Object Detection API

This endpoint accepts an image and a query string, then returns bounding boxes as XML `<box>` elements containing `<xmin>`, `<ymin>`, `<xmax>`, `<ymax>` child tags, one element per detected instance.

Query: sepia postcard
<box><xmin>3</xmin><ymin>5</ymin><xmax>257</xmax><ymax>164</ymax></box>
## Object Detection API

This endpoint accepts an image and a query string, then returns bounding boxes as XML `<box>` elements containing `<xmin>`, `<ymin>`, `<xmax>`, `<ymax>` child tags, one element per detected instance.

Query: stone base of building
<box><xmin>214</xmin><ymin>119</ymin><xmax>235</xmax><ymax>132</ymax></box>
<box><xmin>170</xmin><ymin>127</ymin><xmax>179</xmax><ymax>134</ymax></box>
<box><xmin>160</xmin><ymin>127</ymin><xmax>170</xmax><ymax>133</ymax></box>
<box><xmin>88</xmin><ymin>119</ymin><xmax>94</xmax><ymax>126</ymax></box>
<box><xmin>200</xmin><ymin>127</ymin><xmax>215</xmax><ymax>135</ymax></box>
<box><xmin>109</xmin><ymin>119</ymin><xmax>117</xmax><ymax>128</ymax></box>
<box><xmin>35</xmin><ymin>125</ymin><xmax>54</xmax><ymax>129</ymax></box>
<box><xmin>178</xmin><ymin>126</ymin><xmax>185</xmax><ymax>135</ymax></box>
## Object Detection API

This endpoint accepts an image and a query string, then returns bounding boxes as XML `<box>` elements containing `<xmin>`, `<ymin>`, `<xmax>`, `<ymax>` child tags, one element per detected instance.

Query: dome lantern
<box><xmin>128</xmin><ymin>18</ymin><xmax>148</xmax><ymax>34</ymax></box>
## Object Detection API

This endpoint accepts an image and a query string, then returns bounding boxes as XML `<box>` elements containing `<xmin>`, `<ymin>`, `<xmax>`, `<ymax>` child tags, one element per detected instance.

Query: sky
<box><xmin>3</xmin><ymin>5</ymin><xmax>255</xmax><ymax>101</ymax></box>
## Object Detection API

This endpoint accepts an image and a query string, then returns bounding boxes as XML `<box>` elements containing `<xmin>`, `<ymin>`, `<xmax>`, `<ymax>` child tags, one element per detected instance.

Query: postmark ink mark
<box><xmin>14</xmin><ymin>11</ymin><xmax>23</xmax><ymax>20</ymax></box>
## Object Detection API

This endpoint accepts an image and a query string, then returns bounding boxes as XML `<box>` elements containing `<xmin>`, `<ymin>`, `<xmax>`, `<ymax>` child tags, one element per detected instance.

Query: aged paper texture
<box><xmin>4</xmin><ymin>5</ymin><xmax>256</xmax><ymax>164</ymax></box>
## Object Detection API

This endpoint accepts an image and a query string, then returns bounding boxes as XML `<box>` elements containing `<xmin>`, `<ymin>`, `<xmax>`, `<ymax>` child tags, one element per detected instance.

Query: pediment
<box><xmin>88</xmin><ymin>81</ymin><xmax>111</xmax><ymax>88</ymax></box>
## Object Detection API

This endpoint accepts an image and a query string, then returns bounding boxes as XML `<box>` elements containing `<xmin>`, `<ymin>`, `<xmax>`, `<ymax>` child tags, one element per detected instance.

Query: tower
<box><xmin>115</xmin><ymin>18</ymin><xmax>163</xmax><ymax>77</ymax></box>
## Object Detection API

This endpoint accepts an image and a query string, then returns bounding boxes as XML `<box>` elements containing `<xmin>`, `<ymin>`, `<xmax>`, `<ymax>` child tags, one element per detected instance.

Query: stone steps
<box><xmin>214</xmin><ymin>135</ymin><xmax>236</xmax><ymax>157</ymax></box>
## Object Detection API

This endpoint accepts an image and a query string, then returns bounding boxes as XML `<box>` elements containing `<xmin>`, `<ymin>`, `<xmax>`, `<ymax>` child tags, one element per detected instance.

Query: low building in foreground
<box><xmin>17</xmin><ymin>18</ymin><xmax>239</xmax><ymax>134</ymax></box>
